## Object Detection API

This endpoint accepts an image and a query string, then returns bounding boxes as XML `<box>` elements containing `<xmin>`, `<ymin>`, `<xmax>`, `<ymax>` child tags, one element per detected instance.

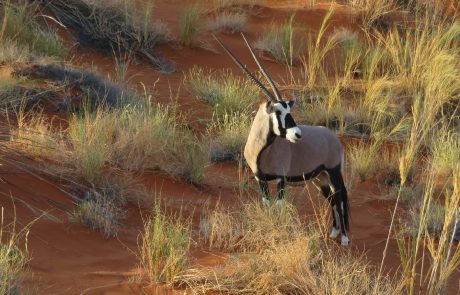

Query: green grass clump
<box><xmin>69</xmin><ymin>188</ymin><xmax>125</xmax><ymax>237</ymax></box>
<box><xmin>11</xmin><ymin>99</ymin><xmax>209</xmax><ymax>185</ymax></box>
<box><xmin>208</xmin><ymin>112</ymin><xmax>251</xmax><ymax>162</ymax></box>
<box><xmin>0</xmin><ymin>207</ymin><xmax>29</xmax><ymax>295</ymax></box>
<box><xmin>111</xmin><ymin>102</ymin><xmax>209</xmax><ymax>184</ymax></box>
<box><xmin>0</xmin><ymin>42</ymin><xmax>31</xmax><ymax>65</ymax></box>
<box><xmin>68</xmin><ymin>110</ymin><xmax>115</xmax><ymax>184</ymax></box>
<box><xmin>347</xmin><ymin>0</ymin><xmax>396</xmax><ymax>29</ymax></box>
<box><xmin>255</xmin><ymin>14</ymin><xmax>304</xmax><ymax>65</ymax></box>
<box><xmin>139</xmin><ymin>204</ymin><xmax>191</xmax><ymax>284</ymax></box>
<box><xmin>430</xmin><ymin>127</ymin><xmax>460</xmax><ymax>175</ymax></box>
<box><xmin>179</xmin><ymin>4</ymin><xmax>202</xmax><ymax>47</ymax></box>
<box><xmin>0</xmin><ymin>1</ymin><xmax>67</xmax><ymax>61</ymax></box>
<box><xmin>187</xmin><ymin>67</ymin><xmax>260</xmax><ymax>116</ymax></box>
<box><xmin>207</xmin><ymin>12</ymin><xmax>248</xmax><ymax>34</ymax></box>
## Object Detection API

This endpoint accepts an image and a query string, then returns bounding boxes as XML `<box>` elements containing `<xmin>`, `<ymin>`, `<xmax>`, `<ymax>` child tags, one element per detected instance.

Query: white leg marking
<box><xmin>331</xmin><ymin>205</ymin><xmax>341</xmax><ymax>239</ymax></box>
<box><xmin>262</xmin><ymin>197</ymin><xmax>270</xmax><ymax>208</ymax></box>
<box><xmin>333</xmin><ymin>205</ymin><xmax>340</xmax><ymax>228</ymax></box>
<box><xmin>330</xmin><ymin>227</ymin><xmax>340</xmax><ymax>239</ymax></box>
<box><xmin>276</xmin><ymin>198</ymin><xmax>285</xmax><ymax>208</ymax></box>
<box><xmin>340</xmin><ymin>201</ymin><xmax>350</xmax><ymax>246</ymax></box>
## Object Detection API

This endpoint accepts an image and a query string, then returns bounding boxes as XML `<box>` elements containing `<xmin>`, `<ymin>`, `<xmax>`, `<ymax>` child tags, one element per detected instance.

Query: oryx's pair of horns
<box><xmin>212</xmin><ymin>33</ymin><xmax>282</xmax><ymax>103</ymax></box>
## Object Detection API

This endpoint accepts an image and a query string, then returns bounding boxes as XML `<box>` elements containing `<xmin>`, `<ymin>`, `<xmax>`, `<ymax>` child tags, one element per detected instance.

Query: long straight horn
<box><xmin>212</xmin><ymin>34</ymin><xmax>278</xmax><ymax>102</ymax></box>
<box><xmin>241</xmin><ymin>33</ymin><xmax>282</xmax><ymax>102</ymax></box>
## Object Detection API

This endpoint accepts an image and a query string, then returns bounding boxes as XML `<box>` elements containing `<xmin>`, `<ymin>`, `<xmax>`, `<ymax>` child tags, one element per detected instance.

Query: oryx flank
<box><xmin>214</xmin><ymin>34</ymin><xmax>350</xmax><ymax>246</ymax></box>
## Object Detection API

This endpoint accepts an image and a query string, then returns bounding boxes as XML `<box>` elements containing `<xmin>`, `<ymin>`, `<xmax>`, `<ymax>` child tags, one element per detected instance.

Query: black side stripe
<box><xmin>256</xmin><ymin>164</ymin><xmax>327</xmax><ymax>182</ymax></box>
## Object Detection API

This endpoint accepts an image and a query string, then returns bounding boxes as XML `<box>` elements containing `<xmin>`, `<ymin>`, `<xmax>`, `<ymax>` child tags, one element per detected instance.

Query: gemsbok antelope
<box><xmin>214</xmin><ymin>34</ymin><xmax>350</xmax><ymax>246</ymax></box>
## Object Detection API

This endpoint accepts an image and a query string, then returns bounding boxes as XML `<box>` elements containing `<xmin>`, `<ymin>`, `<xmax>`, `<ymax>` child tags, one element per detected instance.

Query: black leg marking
<box><xmin>320</xmin><ymin>185</ymin><xmax>338</xmax><ymax>230</ymax></box>
<box><xmin>277</xmin><ymin>178</ymin><xmax>286</xmax><ymax>200</ymax></box>
<box><xmin>327</xmin><ymin>166</ymin><xmax>350</xmax><ymax>245</ymax></box>
<box><xmin>257</xmin><ymin>179</ymin><xmax>270</xmax><ymax>200</ymax></box>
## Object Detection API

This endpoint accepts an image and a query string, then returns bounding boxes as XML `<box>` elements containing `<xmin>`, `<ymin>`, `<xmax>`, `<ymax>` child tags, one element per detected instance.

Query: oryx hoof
<box><xmin>341</xmin><ymin>235</ymin><xmax>350</xmax><ymax>246</ymax></box>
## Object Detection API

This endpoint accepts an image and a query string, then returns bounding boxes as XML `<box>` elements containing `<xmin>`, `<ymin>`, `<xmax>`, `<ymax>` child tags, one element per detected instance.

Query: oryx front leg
<box><xmin>275</xmin><ymin>178</ymin><xmax>286</xmax><ymax>208</ymax></box>
<box><xmin>256</xmin><ymin>176</ymin><xmax>270</xmax><ymax>207</ymax></box>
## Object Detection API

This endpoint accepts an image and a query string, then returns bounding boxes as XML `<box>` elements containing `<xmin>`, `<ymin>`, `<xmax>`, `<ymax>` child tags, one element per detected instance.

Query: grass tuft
<box><xmin>208</xmin><ymin>112</ymin><xmax>251</xmax><ymax>162</ymax></box>
<box><xmin>0</xmin><ymin>1</ymin><xmax>67</xmax><ymax>61</ymax></box>
<box><xmin>69</xmin><ymin>188</ymin><xmax>125</xmax><ymax>237</ymax></box>
<box><xmin>187</xmin><ymin>67</ymin><xmax>260</xmax><ymax>116</ymax></box>
<box><xmin>139</xmin><ymin>203</ymin><xmax>191</xmax><ymax>284</ymax></box>
<box><xmin>179</xmin><ymin>4</ymin><xmax>202</xmax><ymax>47</ymax></box>
<box><xmin>40</xmin><ymin>0</ymin><xmax>173</xmax><ymax>71</ymax></box>
<box><xmin>207</xmin><ymin>12</ymin><xmax>248</xmax><ymax>34</ymax></box>
<box><xmin>0</xmin><ymin>207</ymin><xmax>29</xmax><ymax>295</ymax></box>
<box><xmin>255</xmin><ymin>14</ymin><xmax>304</xmax><ymax>65</ymax></box>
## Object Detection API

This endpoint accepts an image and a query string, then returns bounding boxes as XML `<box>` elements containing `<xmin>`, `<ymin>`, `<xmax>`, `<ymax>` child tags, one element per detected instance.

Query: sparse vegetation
<box><xmin>211</xmin><ymin>0</ymin><xmax>258</xmax><ymax>11</ymax></box>
<box><xmin>207</xmin><ymin>11</ymin><xmax>248</xmax><ymax>33</ymax></box>
<box><xmin>0</xmin><ymin>1</ymin><xmax>67</xmax><ymax>61</ymax></box>
<box><xmin>185</xmin><ymin>200</ymin><xmax>401</xmax><ymax>294</ymax></box>
<box><xmin>255</xmin><ymin>14</ymin><xmax>304</xmax><ymax>65</ymax></box>
<box><xmin>208</xmin><ymin>112</ymin><xmax>251</xmax><ymax>162</ymax></box>
<box><xmin>347</xmin><ymin>0</ymin><xmax>396</xmax><ymax>29</ymax></box>
<box><xmin>10</xmin><ymin>98</ymin><xmax>209</xmax><ymax>184</ymax></box>
<box><xmin>348</xmin><ymin>140</ymin><xmax>380</xmax><ymax>182</ymax></box>
<box><xmin>0</xmin><ymin>207</ymin><xmax>29</xmax><ymax>295</ymax></box>
<box><xmin>179</xmin><ymin>4</ymin><xmax>202</xmax><ymax>47</ymax></box>
<box><xmin>139</xmin><ymin>203</ymin><xmax>191</xmax><ymax>284</ymax></box>
<box><xmin>187</xmin><ymin>67</ymin><xmax>260</xmax><ymax>116</ymax></box>
<box><xmin>69</xmin><ymin>188</ymin><xmax>125</xmax><ymax>237</ymax></box>
<box><xmin>36</xmin><ymin>0</ymin><xmax>173</xmax><ymax>72</ymax></box>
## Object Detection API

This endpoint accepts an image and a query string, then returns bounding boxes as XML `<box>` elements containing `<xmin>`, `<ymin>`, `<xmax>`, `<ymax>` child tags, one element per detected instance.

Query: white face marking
<box><xmin>269</xmin><ymin>101</ymin><xmax>301</xmax><ymax>142</ymax></box>
<box><xmin>270</xmin><ymin>112</ymin><xmax>281</xmax><ymax>136</ymax></box>
<box><xmin>286</xmin><ymin>126</ymin><xmax>301</xmax><ymax>143</ymax></box>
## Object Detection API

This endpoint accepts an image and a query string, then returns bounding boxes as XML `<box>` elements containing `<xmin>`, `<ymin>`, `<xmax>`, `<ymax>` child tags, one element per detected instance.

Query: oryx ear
<box><xmin>288</xmin><ymin>100</ymin><xmax>295</xmax><ymax>108</ymax></box>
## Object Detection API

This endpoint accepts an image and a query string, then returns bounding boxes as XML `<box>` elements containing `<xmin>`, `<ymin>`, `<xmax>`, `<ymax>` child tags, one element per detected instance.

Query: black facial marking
<box><xmin>277</xmin><ymin>114</ymin><xmax>286</xmax><ymax>138</ymax></box>
<box><xmin>280</xmin><ymin>101</ymin><xmax>287</xmax><ymax>108</ymax></box>
<box><xmin>285</xmin><ymin>113</ymin><xmax>297</xmax><ymax>129</ymax></box>
<box><xmin>288</xmin><ymin>100</ymin><xmax>295</xmax><ymax>108</ymax></box>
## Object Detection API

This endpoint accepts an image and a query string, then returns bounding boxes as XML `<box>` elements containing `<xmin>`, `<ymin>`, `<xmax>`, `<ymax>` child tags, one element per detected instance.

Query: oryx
<box><xmin>214</xmin><ymin>34</ymin><xmax>350</xmax><ymax>245</ymax></box>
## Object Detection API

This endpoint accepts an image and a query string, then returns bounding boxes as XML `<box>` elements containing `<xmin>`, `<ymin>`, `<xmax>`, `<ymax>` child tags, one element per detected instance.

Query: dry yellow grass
<box><xmin>183</xmin><ymin>200</ymin><xmax>401</xmax><ymax>294</ymax></box>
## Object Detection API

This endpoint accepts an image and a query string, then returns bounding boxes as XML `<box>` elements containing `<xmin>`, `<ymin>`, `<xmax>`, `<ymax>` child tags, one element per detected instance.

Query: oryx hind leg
<box><xmin>314</xmin><ymin>172</ymin><xmax>340</xmax><ymax>240</ymax></box>
<box><xmin>327</xmin><ymin>167</ymin><xmax>350</xmax><ymax>246</ymax></box>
